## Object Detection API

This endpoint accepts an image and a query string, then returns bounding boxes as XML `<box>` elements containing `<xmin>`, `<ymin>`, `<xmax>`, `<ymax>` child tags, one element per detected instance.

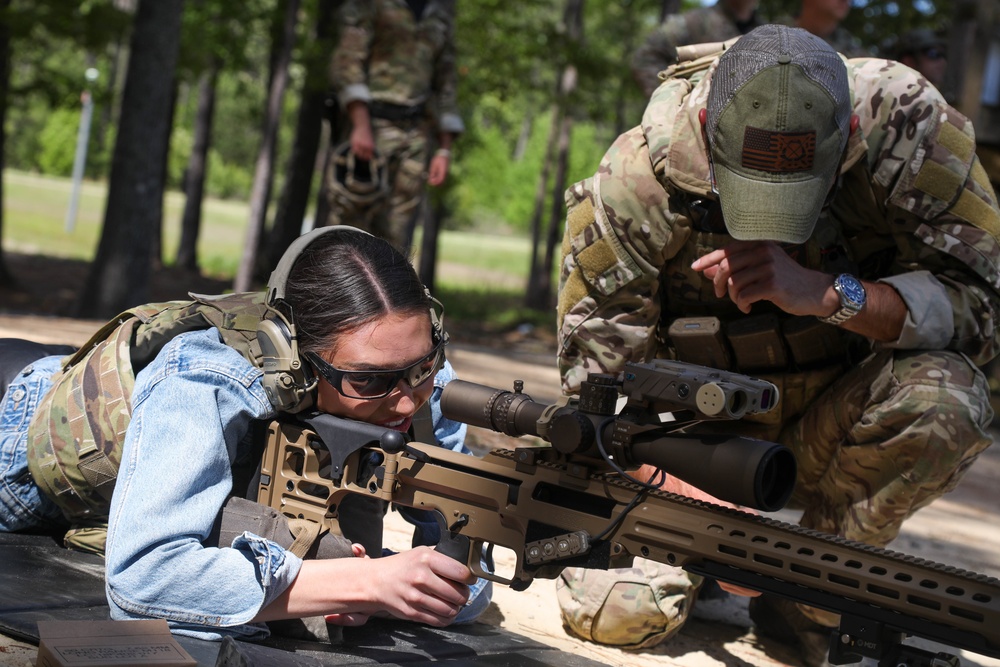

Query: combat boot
<box><xmin>749</xmin><ymin>595</ymin><xmax>836</xmax><ymax>667</ymax></box>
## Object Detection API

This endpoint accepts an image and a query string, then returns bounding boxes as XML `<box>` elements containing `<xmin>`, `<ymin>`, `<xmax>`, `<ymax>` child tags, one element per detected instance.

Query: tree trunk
<box><xmin>76</xmin><ymin>0</ymin><xmax>184</xmax><ymax>318</ymax></box>
<box><xmin>176</xmin><ymin>64</ymin><xmax>220</xmax><ymax>271</ymax></box>
<box><xmin>313</xmin><ymin>137</ymin><xmax>334</xmax><ymax>232</ymax></box>
<box><xmin>659</xmin><ymin>0</ymin><xmax>681</xmax><ymax>22</ymax></box>
<box><xmin>526</xmin><ymin>0</ymin><xmax>583</xmax><ymax>310</ymax></box>
<box><xmin>234</xmin><ymin>0</ymin><xmax>301</xmax><ymax>293</ymax></box>
<box><xmin>94</xmin><ymin>32</ymin><xmax>125</xmax><ymax>161</ymax></box>
<box><xmin>260</xmin><ymin>89</ymin><xmax>324</xmax><ymax>279</ymax></box>
<box><xmin>513</xmin><ymin>113</ymin><xmax>532</xmax><ymax>162</ymax></box>
<box><xmin>615</xmin><ymin>1</ymin><xmax>639</xmax><ymax>138</ymax></box>
<box><xmin>524</xmin><ymin>106</ymin><xmax>561</xmax><ymax>308</ymax></box>
<box><xmin>0</xmin><ymin>0</ymin><xmax>12</xmax><ymax>286</ymax></box>
<box><xmin>262</xmin><ymin>0</ymin><xmax>339</xmax><ymax>277</ymax></box>
<box><xmin>151</xmin><ymin>80</ymin><xmax>179</xmax><ymax>270</ymax></box>
<box><xmin>417</xmin><ymin>197</ymin><xmax>440</xmax><ymax>292</ymax></box>
<box><xmin>539</xmin><ymin>89</ymin><xmax>575</xmax><ymax>307</ymax></box>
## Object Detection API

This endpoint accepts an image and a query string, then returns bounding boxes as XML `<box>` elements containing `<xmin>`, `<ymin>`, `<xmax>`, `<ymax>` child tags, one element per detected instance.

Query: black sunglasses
<box><xmin>922</xmin><ymin>47</ymin><xmax>946</xmax><ymax>61</ymax></box>
<box><xmin>305</xmin><ymin>339</ymin><xmax>447</xmax><ymax>400</ymax></box>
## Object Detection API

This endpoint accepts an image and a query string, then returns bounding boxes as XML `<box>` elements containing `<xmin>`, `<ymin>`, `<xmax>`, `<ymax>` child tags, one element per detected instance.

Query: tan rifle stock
<box><xmin>257</xmin><ymin>361</ymin><xmax>1000</xmax><ymax>664</ymax></box>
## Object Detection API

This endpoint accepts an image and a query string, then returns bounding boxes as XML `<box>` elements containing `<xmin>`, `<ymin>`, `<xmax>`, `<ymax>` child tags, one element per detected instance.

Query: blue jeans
<box><xmin>0</xmin><ymin>355</ymin><xmax>66</xmax><ymax>531</ymax></box>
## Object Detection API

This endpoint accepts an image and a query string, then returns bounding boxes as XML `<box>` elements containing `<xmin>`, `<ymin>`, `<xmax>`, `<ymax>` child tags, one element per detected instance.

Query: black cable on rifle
<box><xmin>594</xmin><ymin>416</ymin><xmax>665</xmax><ymax>490</ymax></box>
<box><xmin>592</xmin><ymin>490</ymin><xmax>646</xmax><ymax>542</ymax></box>
<box><xmin>591</xmin><ymin>416</ymin><xmax>664</xmax><ymax>542</ymax></box>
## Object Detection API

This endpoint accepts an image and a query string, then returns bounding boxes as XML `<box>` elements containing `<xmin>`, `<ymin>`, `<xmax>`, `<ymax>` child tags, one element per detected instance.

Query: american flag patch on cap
<box><xmin>741</xmin><ymin>127</ymin><xmax>816</xmax><ymax>173</ymax></box>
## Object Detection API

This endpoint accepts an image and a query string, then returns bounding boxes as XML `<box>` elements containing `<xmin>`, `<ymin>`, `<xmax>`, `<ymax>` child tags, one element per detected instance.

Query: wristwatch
<box><xmin>819</xmin><ymin>274</ymin><xmax>866</xmax><ymax>325</ymax></box>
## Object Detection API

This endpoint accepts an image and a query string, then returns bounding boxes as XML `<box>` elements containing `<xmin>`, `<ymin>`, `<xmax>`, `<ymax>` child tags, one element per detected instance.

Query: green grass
<box><xmin>3</xmin><ymin>170</ymin><xmax>247</xmax><ymax>277</ymax></box>
<box><xmin>2</xmin><ymin>170</ymin><xmax>557</xmax><ymax>333</ymax></box>
<box><xmin>435</xmin><ymin>231</ymin><xmax>535</xmax><ymax>276</ymax></box>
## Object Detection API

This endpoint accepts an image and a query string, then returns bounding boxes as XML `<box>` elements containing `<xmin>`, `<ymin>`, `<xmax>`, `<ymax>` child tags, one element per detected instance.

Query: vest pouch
<box><xmin>27</xmin><ymin>318</ymin><xmax>139</xmax><ymax>542</ymax></box>
<box><xmin>783</xmin><ymin>317</ymin><xmax>846</xmax><ymax>369</ymax></box>
<box><xmin>667</xmin><ymin>317</ymin><xmax>732</xmax><ymax>370</ymax></box>
<box><xmin>78</xmin><ymin>448</ymin><xmax>118</xmax><ymax>503</ymax></box>
<box><xmin>727</xmin><ymin>314</ymin><xmax>788</xmax><ymax>373</ymax></box>
<box><xmin>63</xmin><ymin>523</ymin><xmax>108</xmax><ymax>556</ymax></box>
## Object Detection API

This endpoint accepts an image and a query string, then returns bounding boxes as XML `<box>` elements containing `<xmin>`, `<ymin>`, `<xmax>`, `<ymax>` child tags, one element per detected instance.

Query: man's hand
<box><xmin>691</xmin><ymin>240</ymin><xmax>835</xmax><ymax>316</ymax></box>
<box><xmin>350</xmin><ymin>123</ymin><xmax>376</xmax><ymax>161</ymax></box>
<box><xmin>427</xmin><ymin>152</ymin><xmax>449</xmax><ymax>186</ymax></box>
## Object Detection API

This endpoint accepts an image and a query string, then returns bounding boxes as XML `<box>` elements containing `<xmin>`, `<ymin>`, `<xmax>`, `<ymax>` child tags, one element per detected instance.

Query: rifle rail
<box><xmin>493</xmin><ymin>448</ymin><xmax>999</xmax><ymax>652</ymax></box>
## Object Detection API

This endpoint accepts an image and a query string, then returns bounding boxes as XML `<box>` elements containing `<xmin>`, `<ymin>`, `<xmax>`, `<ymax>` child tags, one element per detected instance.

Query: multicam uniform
<box><xmin>631</xmin><ymin>2</ymin><xmax>763</xmax><ymax>97</ymax></box>
<box><xmin>773</xmin><ymin>13</ymin><xmax>868</xmax><ymax>58</ymax></box>
<box><xmin>556</xmin><ymin>54</ymin><xmax>1000</xmax><ymax>641</ymax></box>
<box><xmin>325</xmin><ymin>0</ymin><xmax>463</xmax><ymax>251</ymax></box>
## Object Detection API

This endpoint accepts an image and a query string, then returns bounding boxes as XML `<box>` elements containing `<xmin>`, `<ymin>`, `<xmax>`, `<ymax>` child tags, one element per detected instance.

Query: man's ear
<box><xmin>699</xmin><ymin>108</ymin><xmax>711</xmax><ymax>149</ymax></box>
<box><xmin>850</xmin><ymin>113</ymin><xmax>860</xmax><ymax>135</ymax></box>
<box><xmin>699</xmin><ymin>108</ymin><xmax>718</xmax><ymax>194</ymax></box>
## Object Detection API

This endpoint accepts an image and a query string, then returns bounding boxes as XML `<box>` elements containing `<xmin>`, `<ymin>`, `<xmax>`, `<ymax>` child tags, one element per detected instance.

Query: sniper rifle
<box><xmin>257</xmin><ymin>359</ymin><xmax>1000</xmax><ymax>666</ymax></box>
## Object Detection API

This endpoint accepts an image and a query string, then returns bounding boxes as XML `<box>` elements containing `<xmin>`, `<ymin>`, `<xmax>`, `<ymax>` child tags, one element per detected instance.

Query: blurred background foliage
<box><xmin>0</xmin><ymin>0</ymin><xmax>985</xmax><ymax>324</ymax></box>
<box><xmin>2</xmin><ymin>0</ymin><xmax>952</xmax><ymax>234</ymax></box>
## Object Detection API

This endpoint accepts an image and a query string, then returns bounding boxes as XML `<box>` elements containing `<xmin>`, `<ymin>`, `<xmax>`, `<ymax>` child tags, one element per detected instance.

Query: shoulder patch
<box><xmin>566</xmin><ymin>196</ymin><xmax>596</xmax><ymax>244</ymax></box>
<box><xmin>558</xmin><ymin>266</ymin><xmax>589</xmax><ymax>325</ymax></box>
<box><xmin>950</xmin><ymin>161</ymin><xmax>1000</xmax><ymax>238</ymax></box>
<box><xmin>563</xmin><ymin>194</ymin><xmax>638</xmax><ymax>296</ymax></box>
<box><xmin>890</xmin><ymin>106</ymin><xmax>978</xmax><ymax>220</ymax></box>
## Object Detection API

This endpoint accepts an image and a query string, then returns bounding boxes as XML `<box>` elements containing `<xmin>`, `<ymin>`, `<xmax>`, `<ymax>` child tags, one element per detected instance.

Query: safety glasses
<box><xmin>305</xmin><ymin>339</ymin><xmax>447</xmax><ymax>400</ymax></box>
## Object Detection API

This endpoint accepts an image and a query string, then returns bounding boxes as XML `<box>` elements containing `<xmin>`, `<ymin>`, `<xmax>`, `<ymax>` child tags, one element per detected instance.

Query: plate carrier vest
<box><xmin>26</xmin><ymin>292</ymin><xmax>272</xmax><ymax>552</ymax></box>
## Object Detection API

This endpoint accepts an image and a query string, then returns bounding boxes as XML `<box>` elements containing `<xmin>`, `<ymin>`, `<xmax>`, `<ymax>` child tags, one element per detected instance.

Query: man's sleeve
<box><xmin>329</xmin><ymin>0</ymin><xmax>375</xmax><ymax>109</ymax></box>
<box><xmin>556</xmin><ymin>128</ymin><xmax>678</xmax><ymax>394</ymax></box>
<box><xmin>857</xmin><ymin>61</ymin><xmax>1000</xmax><ymax>366</ymax></box>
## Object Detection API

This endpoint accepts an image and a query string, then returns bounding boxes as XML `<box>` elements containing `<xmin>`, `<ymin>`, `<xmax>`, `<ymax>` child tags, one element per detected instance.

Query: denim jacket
<box><xmin>2</xmin><ymin>327</ymin><xmax>470</xmax><ymax>640</ymax></box>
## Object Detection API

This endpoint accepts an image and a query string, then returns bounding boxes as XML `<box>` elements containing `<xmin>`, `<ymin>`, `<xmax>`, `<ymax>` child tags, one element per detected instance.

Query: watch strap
<box><xmin>818</xmin><ymin>306</ymin><xmax>859</xmax><ymax>326</ymax></box>
<box><xmin>818</xmin><ymin>274</ymin><xmax>864</xmax><ymax>325</ymax></box>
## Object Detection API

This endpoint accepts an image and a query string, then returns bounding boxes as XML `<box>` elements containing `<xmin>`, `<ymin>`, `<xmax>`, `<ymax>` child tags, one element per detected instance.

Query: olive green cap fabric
<box><xmin>707</xmin><ymin>25</ymin><xmax>851</xmax><ymax>244</ymax></box>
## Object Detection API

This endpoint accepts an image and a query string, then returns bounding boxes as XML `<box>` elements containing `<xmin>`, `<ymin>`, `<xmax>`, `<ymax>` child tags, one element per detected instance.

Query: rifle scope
<box><xmin>441</xmin><ymin>379</ymin><xmax>796</xmax><ymax>512</ymax></box>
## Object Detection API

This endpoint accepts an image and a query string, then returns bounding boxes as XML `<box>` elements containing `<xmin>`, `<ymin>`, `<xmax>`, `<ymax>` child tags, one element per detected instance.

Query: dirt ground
<box><xmin>1</xmin><ymin>253</ymin><xmax>999</xmax><ymax>667</ymax></box>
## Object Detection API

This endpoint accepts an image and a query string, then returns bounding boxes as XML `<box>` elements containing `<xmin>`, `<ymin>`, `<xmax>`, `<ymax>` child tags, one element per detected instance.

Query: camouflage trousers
<box><xmin>558</xmin><ymin>348</ymin><xmax>993</xmax><ymax>643</ymax></box>
<box><xmin>773</xmin><ymin>348</ymin><xmax>993</xmax><ymax>626</ymax></box>
<box><xmin>778</xmin><ymin>349</ymin><xmax>992</xmax><ymax>544</ymax></box>
<box><xmin>323</xmin><ymin>118</ymin><xmax>430</xmax><ymax>255</ymax></box>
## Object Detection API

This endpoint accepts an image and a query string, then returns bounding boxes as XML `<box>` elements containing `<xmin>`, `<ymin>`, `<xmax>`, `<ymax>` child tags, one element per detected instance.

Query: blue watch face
<box><xmin>839</xmin><ymin>275</ymin><xmax>865</xmax><ymax>306</ymax></box>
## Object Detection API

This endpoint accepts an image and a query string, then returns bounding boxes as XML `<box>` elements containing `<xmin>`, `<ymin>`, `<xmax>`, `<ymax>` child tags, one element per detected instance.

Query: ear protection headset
<box><xmin>257</xmin><ymin>225</ymin><xmax>372</xmax><ymax>413</ymax></box>
<box><xmin>256</xmin><ymin>225</ymin><xmax>447</xmax><ymax>413</ymax></box>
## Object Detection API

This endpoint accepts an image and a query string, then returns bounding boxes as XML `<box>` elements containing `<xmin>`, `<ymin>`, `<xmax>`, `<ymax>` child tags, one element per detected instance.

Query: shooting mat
<box><xmin>0</xmin><ymin>532</ymin><xmax>609</xmax><ymax>667</ymax></box>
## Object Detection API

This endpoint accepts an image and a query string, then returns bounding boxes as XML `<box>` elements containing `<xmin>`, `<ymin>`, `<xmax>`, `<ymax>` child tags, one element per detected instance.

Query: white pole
<box><xmin>65</xmin><ymin>68</ymin><xmax>100</xmax><ymax>233</ymax></box>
